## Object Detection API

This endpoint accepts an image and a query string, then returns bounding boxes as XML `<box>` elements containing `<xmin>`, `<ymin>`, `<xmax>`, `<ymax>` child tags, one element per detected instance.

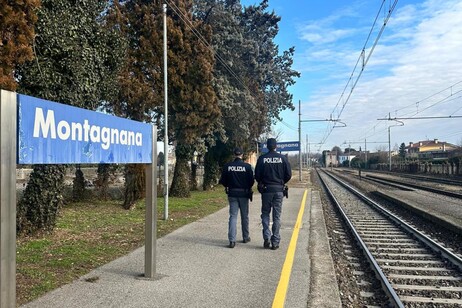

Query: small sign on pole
<box><xmin>260</xmin><ymin>141</ymin><xmax>300</xmax><ymax>153</ymax></box>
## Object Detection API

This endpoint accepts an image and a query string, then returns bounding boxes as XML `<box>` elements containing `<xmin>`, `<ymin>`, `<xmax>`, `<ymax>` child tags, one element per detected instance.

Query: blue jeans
<box><xmin>228</xmin><ymin>197</ymin><xmax>250</xmax><ymax>242</ymax></box>
<box><xmin>261</xmin><ymin>192</ymin><xmax>284</xmax><ymax>245</ymax></box>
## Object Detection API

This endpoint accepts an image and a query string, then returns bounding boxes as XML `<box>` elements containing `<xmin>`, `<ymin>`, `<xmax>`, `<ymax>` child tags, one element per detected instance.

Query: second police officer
<box><xmin>219</xmin><ymin>147</ymin><xmax>255</xmax><ymax>248</ymax></box>
<box><xmin>255</xmin><ymin>138</ymin><xmax>292</xmax><ymax>250</ymax></box>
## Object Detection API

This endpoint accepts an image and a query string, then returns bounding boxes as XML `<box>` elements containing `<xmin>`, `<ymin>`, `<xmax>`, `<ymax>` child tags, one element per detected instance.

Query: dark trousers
<box><xmin>228</xmin><ymin>196</ymin><xmax>250</xmax><ymax>242</ymax></box>
<box><xmin>261</xmin><ymin>192</ymin><xmax>283</xmax><ymax>245</ymax></box>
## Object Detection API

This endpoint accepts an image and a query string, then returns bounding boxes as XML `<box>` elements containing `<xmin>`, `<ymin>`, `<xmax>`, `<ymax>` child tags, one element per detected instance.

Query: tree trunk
<box><xmin>170</xmin><ymin>144</ymin><xmax>191</xmax><ymax>197</ymax></box>
<box><xmin>203</xmin><ymin>149</ymin><xmax>220</xmax><ymax>191</ymax></box>
<box><xmin>190</xmin><ymin>161</ymin><xmax>198</xmax><ymax>191</ymax></box>
<box><xmin>17</xmin><ymin>165</ymin><xmax>66</xmax><ymax>234</ymax></box>
<box><xmin>95</xmin><ymin>164</ymin><xmax>110</xmax><ymax>200</ymax></box>
<box><xmin>72</xmin><ymin>165</ymin><xmax>86</xmax><ymax>201</ymax></box>
<box><xmin>123</xmin><ymin>164</ymin><xmax>145</xmax><ymax>209</ymax></box>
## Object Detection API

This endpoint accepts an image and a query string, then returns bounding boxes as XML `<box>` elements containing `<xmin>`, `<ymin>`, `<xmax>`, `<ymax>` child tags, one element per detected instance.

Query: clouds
<box><xmin>287</xmin><ymin>0</ymin><xmax>462</xmax><ymax>151</ymax></box>
<box><xmin>300</xmin><ymin>25</ymin><xmax>358</xmax><ymax>45</ymax></box>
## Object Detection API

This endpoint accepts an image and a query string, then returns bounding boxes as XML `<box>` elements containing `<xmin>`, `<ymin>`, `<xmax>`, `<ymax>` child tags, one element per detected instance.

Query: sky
<box><xmin>240</xmin><ymin>0</ymin><xmax>462</xmax><ymax>154</ymax></box>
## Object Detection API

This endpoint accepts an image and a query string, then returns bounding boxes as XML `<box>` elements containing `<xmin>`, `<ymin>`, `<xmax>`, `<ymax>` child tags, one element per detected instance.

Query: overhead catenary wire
<box><xmin>390</xmin><ymin>80</ymin><xmax>462</xmax><ymax>116</ymax></box>
<box><xmin>345</xmin><ymin>80</ymin><xmax>462</xmax><ymax>149</ymax></box>
<box><xmin>317</xmin><ymin>0</ymin><xmax>399</xmax><ymax>152</ymax></box>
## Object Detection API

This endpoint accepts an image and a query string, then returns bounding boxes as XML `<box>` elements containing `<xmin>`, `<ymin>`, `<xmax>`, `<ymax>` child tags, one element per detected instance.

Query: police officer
<box><xmin>219</xmin><ymin>147</ymin><xmax>255</xmax><ymax>248</ymax></box>
<box><xmin>255</xmin><ymin>138</ymin><xmax>292</xmax><ymax>250</ymax></box>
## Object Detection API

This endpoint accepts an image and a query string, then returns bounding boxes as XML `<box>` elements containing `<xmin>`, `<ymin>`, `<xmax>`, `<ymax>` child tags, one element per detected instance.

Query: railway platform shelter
<box><xmin>21</xmin><ymin>187</ymin><xmax>341</xmax><ymax>308</ymax></box>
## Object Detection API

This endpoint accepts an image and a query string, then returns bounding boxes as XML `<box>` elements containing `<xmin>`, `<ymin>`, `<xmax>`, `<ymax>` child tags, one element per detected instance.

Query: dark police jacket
<box><xmin>219</xmin><ymin>158</ymin><xmax>255</xmax><ymax>198</ymax></box>
<box><xmin>255</xmin><ymin>150</ymin><xmax>292</xmax><ymax>192</ymax></box>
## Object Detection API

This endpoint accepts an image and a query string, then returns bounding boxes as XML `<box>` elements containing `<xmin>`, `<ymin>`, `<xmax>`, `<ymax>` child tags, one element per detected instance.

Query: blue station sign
<box><xmin>261</xmin><ymin>141</ymin><xmax>300</xmax><ymax>153</ymax></box>
<box><xmin>17</xmin><ymin>94</ymin><xmax>153</xmax><ymax>164</ymax></box>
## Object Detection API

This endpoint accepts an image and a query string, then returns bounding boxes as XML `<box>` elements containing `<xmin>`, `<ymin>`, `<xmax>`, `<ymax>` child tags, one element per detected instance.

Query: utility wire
<box><xmin>165</xmin><ymin>0</ymin><xmax>298</xmax><ymax>138</ymax></box>
<box><xmin>390</xmin><ymin>80</ymin><xmax>462</xmax><ymax>115</ymax></box>
<box><xmin>414</xmin><ymin>93</ymin><xmax>462</xmax><ymax>116</ymax></box>
<box><xmin>317</xmin><ymin>0</ymin><xmax>398</xmax><ymax>151</ymax></box>
<box><xmin>164</xmin><ymin>0</ymin><xmax>251</xmax><ymax>94</ymax></box>
<box><xmin>281</xmin><ymin>120</ymin><xmax>298</xmax><ymax>131</ymax></box>
<box><xmin>359</xmin><ymin>83</ymin><xmax>462</xmax><ymax>143</ymax></box>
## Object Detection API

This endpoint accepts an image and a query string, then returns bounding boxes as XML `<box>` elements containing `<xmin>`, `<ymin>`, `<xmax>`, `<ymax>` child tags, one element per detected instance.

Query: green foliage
<box><xmin>17</xmin><ymin>0</ymin><xmax>124</xmax><ymax>107</ymax></box>
<box><xmin>17</xmin><ymin>165</ymin><xmax>66</xmax><ymax>234</ymax></box>
<box><xmin>109</xmin><ymin>0</ymin><xmax>221</xmax><ymax>198</ymax></box>
<box><xmin>17</xmin><ymin>190</ymin><xmax>227</xmax><ymax>305</ymax></box>
<box><xmin>202</xmin><ymin>139</ymin><xmax>235</xmax><ymax>190</ymax></box>
<box><xmin>351</xmin><ymin>157</ymin><xmax>363</xmax><ymax>168</ymax></box>
<box><xmin>195</xmin><ymin>1</ymin><xmax>299</xmax><ymax>183</ymax></box>
<box><xmin>203</xmin><ymin>142</ymin><xmax>224</xmax><ymax>190</ymax></box>
<box><xmin>16</xmin><ymin>0</ymin><xmax>125</xmax><ymax>233</ymax></box>
<box><xmin>399</xmin><ymin>142</ymin><xmax>406</xmax><ymax>158</ymax></box>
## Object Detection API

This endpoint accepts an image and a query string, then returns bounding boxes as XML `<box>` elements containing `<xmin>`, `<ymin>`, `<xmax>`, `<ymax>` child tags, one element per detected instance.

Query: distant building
<box><xmin>406</xmin><ymin>139</ymin><xmax>459</xmax><ymax>160</ymax></box>
<box><xmin>338</xmin><ymin>154</ymin><xmax>356</xmax><ymax>165</ymax></box>
<box><xmin>324</xmin><ymin>150</ymin><xmax>339</xmax><ymax>167</ymax></box>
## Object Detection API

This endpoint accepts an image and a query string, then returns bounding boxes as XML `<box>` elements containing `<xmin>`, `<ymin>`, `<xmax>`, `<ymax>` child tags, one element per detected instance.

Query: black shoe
<box><xmin>271</xmin><ymin>245</ymin><xmax>279</xmax><ymax>250</ymax></box>
<box><xmin>264</xmin><ymin>240</ymin><xmax>271</xmax><ymax>249</ymax></box>
<box><xmin>228</xmin><ymin>242</ymin><xmax>235</xmax><ymax>248</ymax></box>
<box><xmin>243</xmin><ymin>238</ymin><xmax>251</xmax><ymax>243</ymax></box>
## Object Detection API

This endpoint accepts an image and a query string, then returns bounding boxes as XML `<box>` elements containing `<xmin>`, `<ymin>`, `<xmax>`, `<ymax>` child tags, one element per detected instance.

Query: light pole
<box><xmin>298</xmin><ymin>100</ymin><xmax>302</xmax><ymax>181</ymax></box>
<box><xmin>163</xmin><ymin>3</ymin><xmax>169</xmax><ymax>219</ymax></box>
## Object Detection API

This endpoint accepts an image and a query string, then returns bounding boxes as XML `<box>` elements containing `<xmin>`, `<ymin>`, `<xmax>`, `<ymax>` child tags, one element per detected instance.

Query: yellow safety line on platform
<box><xmin>272</xmin><ymin>189</ymin><xmax>308</xmax><ymax>308</ymax></box>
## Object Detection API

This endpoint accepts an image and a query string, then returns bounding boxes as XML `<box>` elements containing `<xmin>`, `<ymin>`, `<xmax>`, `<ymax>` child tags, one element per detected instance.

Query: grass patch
<box><xmin>17</xmin><ymin>189</ymin><xmax>227</xmax><ymax>306</ymax></box>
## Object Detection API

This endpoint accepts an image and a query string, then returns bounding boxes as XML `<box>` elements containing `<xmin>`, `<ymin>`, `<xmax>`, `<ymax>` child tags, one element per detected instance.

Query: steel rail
<box><xmin>323</xmin><ymin>169</ymin><xmax>462</xmax><ymax>272</ymax></box>
<box><xmin>396</xmin><ymin>173</ymin><xmax>462</xmax><ymax>186</ymax></box>
<box><xmin>365</xmin><ymin>174</ymin><xmax>462</xmax><ymax>199</ymax></box>
<box><xmin>316</xmin><ymin>169</ymin><xmax>404</xmax><ymax>307</ymax></box>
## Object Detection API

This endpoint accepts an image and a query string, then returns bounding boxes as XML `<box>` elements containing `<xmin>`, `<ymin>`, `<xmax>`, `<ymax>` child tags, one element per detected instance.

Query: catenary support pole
<box><xmin>305</xmin><ymin>134</ymin><xmax>308</xmax><ymax>170</ymax></box>
<box><xmin>365</xmin><ymin>139</ymin><xmax>367</xmax><ymax>169</ymax></box>
<box><xmin>298</xmin><ymin>100</ymin><xmax>302</xmax><ymax>181</ymax></box>
<box><xmin>388</xmin><ymin>126</ymin><xmax>391</xmax><ymax>171</ymax></box>
<box><xmin>0</xmin><ymin>90</ymin><xmax>17</xmax><ymax>308</ymax></box>
<box><xmin>163</xmin><ymin>3</ymin><xmax>169</xmax><ymax>220</ymax></box>
<box><xmin>145</xmin><ymin>126</ymin><xmax>158</xmax><ymax>279</ymax></box>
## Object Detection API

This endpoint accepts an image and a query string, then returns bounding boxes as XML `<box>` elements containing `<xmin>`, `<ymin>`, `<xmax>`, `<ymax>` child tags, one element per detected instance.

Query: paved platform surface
<box><xmin>22</xmin><ymin>187</ymin><xmax>341</xmax><ymax>308</ymax></box>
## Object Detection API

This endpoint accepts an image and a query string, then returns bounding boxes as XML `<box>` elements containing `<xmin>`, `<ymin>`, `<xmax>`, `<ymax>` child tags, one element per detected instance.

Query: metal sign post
<box><xmin>0</xmin><ymin>90</ymin><xmax>17</xmax><ymax>308</ymax></box>
<box><xmin>144</xmin><ymin>126</ymin><xmax>157</xmax><ymax>279</ymax></box>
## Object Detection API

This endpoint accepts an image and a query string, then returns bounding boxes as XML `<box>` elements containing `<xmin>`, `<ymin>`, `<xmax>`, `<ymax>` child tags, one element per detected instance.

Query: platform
<box><xmin>22</xmin><ymin>187</ymin><xmax>341</xmax><ymax>308</ymax></box>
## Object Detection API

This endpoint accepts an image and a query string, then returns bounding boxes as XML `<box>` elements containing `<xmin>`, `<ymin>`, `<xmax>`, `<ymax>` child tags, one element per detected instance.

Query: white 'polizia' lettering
<box><xmin>228</xmin><ymin>166</ymin><xmax>246</xmax><ymax>172</ymax></box>
<box><xmin>263</xmin><ymin>157</ymin><xmax>282</xmax><ymax>163</ymax></box>
<box><xmin>32</xmin><ymin>107</ymin><xmax>143</xmax><ymax>150</ymax></box>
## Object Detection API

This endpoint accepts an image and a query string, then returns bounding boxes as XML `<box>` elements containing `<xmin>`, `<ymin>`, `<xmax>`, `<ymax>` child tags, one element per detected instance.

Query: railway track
<box><xmin>364</xmin><ymin>174</ymin><xmax>462</xmax><ymax>199</ymax></box>
<box><xmin>317</xmin><ymin>169</ymin><xmax>462</xmax><ymax>307</ymax></box>
<box><xmin>395</xmin><ymin>173</ymin><xmax>462</xmax><ymax>187</ymax></box>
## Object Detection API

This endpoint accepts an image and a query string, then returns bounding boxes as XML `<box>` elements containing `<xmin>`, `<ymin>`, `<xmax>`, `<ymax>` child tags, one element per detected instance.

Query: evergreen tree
<box><xmin>107</xmin><ymin>0</ymin><xmax>164</xmax><ymax>208</ymax></box>
<box><xmin>0</xmin><ymin>0</ymin><xmax>39</xmax><ymax>90</ymax></box>
<box><xmin>16</xmin><ymin>0</ymin><xmax>125</xmax><ymax>233</ymax></box>
<box><xmin>399</xmin><ymin>142</ymin><xmax>406</xmax><ymax>159</ymax></box>
<box><xmin>196</xmin><ymin>0</ymin><xmax>299</xmax><ymax>189</ymax></box>
<box><xmin>168</xmin><ymin>0</ymin><xmax>219</xmax><ymax>197</ymax></box>
<box><xmin>110</xmin><ymin>0</ymin><xmax>219</xmax><ymax>199</ymax></box>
